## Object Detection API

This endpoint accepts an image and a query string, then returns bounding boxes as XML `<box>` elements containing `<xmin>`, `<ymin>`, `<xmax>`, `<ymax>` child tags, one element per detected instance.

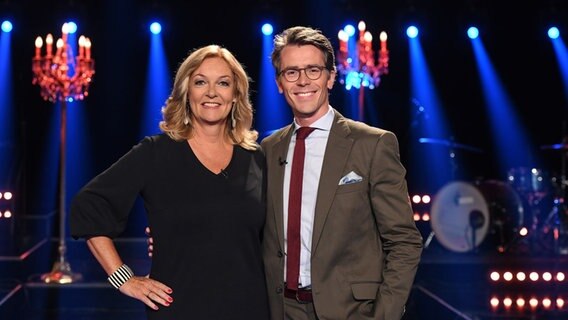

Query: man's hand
<box><xmin>145</xmin><ymin>227</ymin><xmax>154</xmax><ymax>258</ymax></box>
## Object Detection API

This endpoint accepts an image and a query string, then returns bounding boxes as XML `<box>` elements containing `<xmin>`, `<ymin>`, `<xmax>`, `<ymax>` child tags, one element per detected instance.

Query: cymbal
<box><xmin>418</xmin><ymin>137</ymin><xmax>484</xmax><ymax>153</ymax></box>
<box><xmin>541</xmin><ymin>143</ymin><xmax>568</xmax><ymax>150</ymax></box>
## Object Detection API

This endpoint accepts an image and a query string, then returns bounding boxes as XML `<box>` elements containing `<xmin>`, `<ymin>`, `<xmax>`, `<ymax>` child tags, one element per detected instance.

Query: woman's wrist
<box><xmin>107</xmin><ymin>264</ymin><xmax>134</xmax><ymax>289</ymax></box>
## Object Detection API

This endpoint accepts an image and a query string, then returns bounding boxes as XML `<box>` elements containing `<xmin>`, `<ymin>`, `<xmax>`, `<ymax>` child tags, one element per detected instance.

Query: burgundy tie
<box><xmin>286</xmin><ymin>127</ymin><xmax>316</xmax><ymax>290</ymax></box>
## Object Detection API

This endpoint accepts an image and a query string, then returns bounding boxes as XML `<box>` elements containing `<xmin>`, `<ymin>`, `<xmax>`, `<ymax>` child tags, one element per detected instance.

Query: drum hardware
<box><xmin>469</xmin><ymin>210</ymin><xmax>486</xmax><ymax>253</ymax></box>
<box><xmin>418</xmin><ymin>137</ymin><xmax>484</xmax><ymax>183</ymax></box>
<box><xmin>538</xmin><ymin>125</ymin><xmax>568</xmax><ymax>254</ymax></box>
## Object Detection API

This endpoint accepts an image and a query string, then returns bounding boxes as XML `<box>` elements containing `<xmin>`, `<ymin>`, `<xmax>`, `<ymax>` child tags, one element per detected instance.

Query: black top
<box><xmin>70</xmin><ymin>134</ymin><xmax>269</xmax><ymax>319</ymax></box>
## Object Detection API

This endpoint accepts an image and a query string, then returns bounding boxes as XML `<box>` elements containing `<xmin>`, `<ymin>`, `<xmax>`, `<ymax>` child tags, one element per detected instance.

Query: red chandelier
<box><xmin>32</xmin><ymin>23</ymin><xmax>94</xmax><ymax>102</ymax></box>
<box><xmin>337</xmin><ymin>21</ymin><xmax>389</xmax><ymax>121</ymax></box>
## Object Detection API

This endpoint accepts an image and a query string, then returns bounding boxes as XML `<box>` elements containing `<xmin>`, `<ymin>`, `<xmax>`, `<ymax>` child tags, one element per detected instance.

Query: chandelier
<box><xmin>337</xmin><ymin>21</ymin><xmax>389</xmax><ymax>121</ymax></box>
<box><xmin>32</xmin><ymin>23</ymin><xmax>94</xmax><ymax>102</ymax></box>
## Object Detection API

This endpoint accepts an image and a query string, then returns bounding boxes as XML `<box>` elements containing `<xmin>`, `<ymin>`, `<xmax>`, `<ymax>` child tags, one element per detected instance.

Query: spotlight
<box><xmin>66</xmin><ymin>21</ymin><xmax>77</xmax><ymax>34</ymax></box>
<box><xmin>150</xmin><ymin>22</ymin><xmax>162</xmax><ymax>35</ymax></box>
<box><xmin>467</xmin><ymin>26</ymin><xmax>479</xmax><ymax>39</ymax></box>
<box><xmin>413</xmin><ymin>212</ymin><xmax>420</xmax><ymax>221</ymax></box>
<box><xmin>412</xmin><ymin>195</ymin><xmax>421</xmax><ymax>203</ymax></box>
<box><xmin>421</xmin><ymin>195</ymin><xmax>431</xmax><ymax>203</ymax></box>
<box><xmin>343</xmin><ymin>24</ymin><xmax>356</xmax><ymax>37</ymax></box>
<box><xmin>516</xmin><ymin>272</ymin><xmax>526</xmax><ymax>281</ymax></box>
<box><xmin>490</xmin><ymin>271</ymin><xmax>500</xmax><ymax>281</ymax></box>
<box><xmin>1</xmin><ymin>20</ymin><xmax>12</xmax><ymax>33</ymax></box>
<box><xmin>543</xmin><ymin>272</ymin><xmax>552</xmax><ymax>282</ymax></box>
<box><xmin>542</xmin><ymin>298</ymin><xmax>552</xmax><ymax>308</ymax></box>
<box><xmin>529</xmin><ymin>297</ymin><xmax>538</xmax><ymax>308</ymax></box>
<box><xmin>503</xmin><ymin>271</ymin><xmax>513</xmax><ymax>281</ymax></box>
<box><xmin>490</xmin><ymin>296</ymin><xmax>499</xmax><ymax>308</ymax></box>
<box><xmin>406</xmin><ymin>26</ymin><xmax>419</xmax><ymax>38</ymax></box>
<box><xmin>261</xmin><ymin>23</ymin><xmax>273</xmax><ymax>36</ymax></box>
<box><xmin>548</xmin><ymin>27</ymin><xmax>560</xmax><ymax>39</ymax></box>
<box><xmin>557</xmin><ymin>298</ymin><xmax>565</xmax><ymax>308</ymax></box>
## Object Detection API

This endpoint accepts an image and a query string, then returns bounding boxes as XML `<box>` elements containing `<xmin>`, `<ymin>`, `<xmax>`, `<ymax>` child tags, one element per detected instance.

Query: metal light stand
<box><xmin>32</xmin><ymin>23</ymin><xmax>94</xmax><ymax>284</ymax></box>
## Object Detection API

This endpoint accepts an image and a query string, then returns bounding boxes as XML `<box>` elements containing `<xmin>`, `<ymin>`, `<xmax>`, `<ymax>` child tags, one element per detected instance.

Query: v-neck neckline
<box><xmin>185</xmin><ymin>141</ymin><xmax>237</xmax><ymax>177</ymax></box>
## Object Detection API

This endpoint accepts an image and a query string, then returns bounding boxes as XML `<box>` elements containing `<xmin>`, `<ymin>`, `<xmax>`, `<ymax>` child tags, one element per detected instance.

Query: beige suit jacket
<box><xmin>261</xmin><ymin>110</ymin><xmax>423</xmax><ymax>320</ymax></box>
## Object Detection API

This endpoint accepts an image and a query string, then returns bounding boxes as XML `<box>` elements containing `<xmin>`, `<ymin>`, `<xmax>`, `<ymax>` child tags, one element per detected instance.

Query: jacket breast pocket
<box><xmin>336</xmin><ymin>180</ymin><xmax>367</xmax><ymax>194</ymax></box>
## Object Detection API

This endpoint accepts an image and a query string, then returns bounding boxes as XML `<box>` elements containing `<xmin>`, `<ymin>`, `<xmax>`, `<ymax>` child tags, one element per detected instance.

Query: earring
<box><xmin>184</xmin><ymin>100</ymin><xmax>190</xmax><ymax>125</ymax></box>
<box><xmin>231</xmin><ymin>103</ymin><xmax>237</xmax><ymax>129</ymax></box>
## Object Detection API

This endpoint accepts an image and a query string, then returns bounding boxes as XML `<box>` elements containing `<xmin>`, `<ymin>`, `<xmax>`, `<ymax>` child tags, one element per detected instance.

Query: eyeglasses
<box><xmin>279</xmin><ymin>66</ymin><xmax>327</xmax><ymax>82</ymax></box>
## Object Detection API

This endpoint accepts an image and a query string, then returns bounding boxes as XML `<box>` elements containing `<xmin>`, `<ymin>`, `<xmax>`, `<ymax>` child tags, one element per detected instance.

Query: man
<box><xmin>261</xmin><ymin>26</ymin><xmax>423</xmax><ymax>319</ymax></box>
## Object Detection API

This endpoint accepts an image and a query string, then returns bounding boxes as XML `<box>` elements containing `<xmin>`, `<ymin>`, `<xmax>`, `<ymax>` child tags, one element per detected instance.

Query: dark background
<box><xmin>2</xmin><ymin>0</ymin><xmax>568</xmax><ymax>232</ymax></box>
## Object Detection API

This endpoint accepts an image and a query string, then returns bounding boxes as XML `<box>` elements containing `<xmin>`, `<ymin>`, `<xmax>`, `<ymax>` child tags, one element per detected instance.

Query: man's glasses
<box><xmin>279</xmin><ymin>66</ymin><xmax>327</xmax><ymax>82</ymax></box>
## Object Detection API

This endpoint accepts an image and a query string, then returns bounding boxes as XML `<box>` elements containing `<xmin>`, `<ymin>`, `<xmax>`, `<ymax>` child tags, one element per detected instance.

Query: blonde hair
<box><xmin>159</xmin><ymin>45</ymin><xmax>258</xmax><ymax>150</ymax></box>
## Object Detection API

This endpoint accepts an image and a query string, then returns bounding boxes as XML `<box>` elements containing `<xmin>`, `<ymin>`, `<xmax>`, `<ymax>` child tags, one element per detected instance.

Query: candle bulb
<box><xmin>364</xmin><ymin>31</ymin><xmax>373</xmax><ymax>52</ymax></box>
<box><xmin>338</xmin><ymin>30</ymin><xmax>348</xmax><ymax>53</ymax></box>
<box><xmin>35</xmin><ymin>37</ymin><xmax>43</xmax><ymax>58</ymax></box>
<box><xmin>85</xmin><ymin>38</ymin><xmax>91</xmax><ymax>60</ymax></box>
<box><xmin>46</xmin><ymin>34</ymin><xmax>53</xmax><ymax>57</ymax></box>
<box><xmin>61</xmin><ymin>23</ymin><xmax>69</xmax><ymax>43</ymax></box>
<box><xmin>78</xmin><ymin>35</ymin><xmax>86</xmax><ymax>58</ymax></box>
<box><xmin>358</xmin><ymin>21</ymin><xmax>366</xmax><ymax>43</ymax></box>
<box><xmin>56</xmin><ymin>38</ymin><xmax>63</xmax><ymax>57</ymax></box>
<box><xmin>380</xmin><ymin>31</ymin><xmax>388</xmax><ymax>52</ymax></box>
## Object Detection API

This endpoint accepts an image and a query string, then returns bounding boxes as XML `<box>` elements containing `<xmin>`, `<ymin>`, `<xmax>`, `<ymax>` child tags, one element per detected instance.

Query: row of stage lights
<box><xmin>490</xmin><ymin>271</ymin><xmax>566</xmax><ymax>283</ymax></box>
<box><xmin>0</xmin><ymin>20</ymin><xmax>563</xmax><ymax>40</ymax></box>
<box><xmin>490</xmin><ymin>295</ymin><xmax>565</xmax><ymax>311</ymax></box>
<box><xmin>0</xmin><ymin>191</ymin><xmax>13</xmax><ymax>219</ymax></box>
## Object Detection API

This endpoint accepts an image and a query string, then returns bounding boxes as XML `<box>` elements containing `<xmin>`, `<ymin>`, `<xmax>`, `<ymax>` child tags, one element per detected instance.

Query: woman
<box><xmin>70</xmin><ymin>45</ymin><xmax>269</xmax><ymax>319</ymax></box>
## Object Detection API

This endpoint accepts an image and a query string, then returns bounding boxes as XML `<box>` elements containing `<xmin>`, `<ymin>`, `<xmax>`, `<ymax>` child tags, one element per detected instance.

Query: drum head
<box><xmin>431</xmin><ymin>181</ymin><xmax>490</xmax><ymax>252</ymax></box>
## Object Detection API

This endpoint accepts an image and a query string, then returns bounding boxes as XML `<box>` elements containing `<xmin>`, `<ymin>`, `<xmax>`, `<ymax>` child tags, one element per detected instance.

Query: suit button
<box><xmin>277</xmin><ymin>250</ymin><xmax>283</xmax><ymax>257</ymax></box>
<box><xmin>276</xmin><ymin>286</ymin><xmax>283</xmax><ymax>294</ymax></box>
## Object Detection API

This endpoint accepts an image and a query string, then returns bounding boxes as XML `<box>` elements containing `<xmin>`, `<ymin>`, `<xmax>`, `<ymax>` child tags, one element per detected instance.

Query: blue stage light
<box><xmin>343</xmin><ymin>24</ymin><xmax>356</xmax><ymax>37</ymax></box>
<box><xmin>548</xmin><ymin>27</ymin><xmax>560</xmax><ymax>39</ymax></box>
<box><xmin>406</xmin><ymin>26</ymin><xmax>419</xmax><ymax>38</ymax></box>
<box><xmin>1</xmin><ymin>21</ymin><xmax>12</xmax><ymax>33</ymax></box>
<box><xmin>66</xmin><ymin>22</ymin><xmax>77</xmax><ymax>34</ymax></box>
<box><xmin>467</xmin><ymin>26</ymin><xmax>479</xmax><ymax>39</ymax></box>
<box><xmin>261</xmin><ymin>23</ymin><xmax>273</xmax><ymax>36</ymax></box>
<box><xmin>150</xmin><ymin>22</ymin><xmax>162</xmax><ymax>35</ymax></box>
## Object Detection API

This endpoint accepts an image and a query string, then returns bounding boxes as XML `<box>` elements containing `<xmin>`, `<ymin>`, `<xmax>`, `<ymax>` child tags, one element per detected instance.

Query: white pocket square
<box><xmin>338</xmin><ymin>171</ymin><xmax>363</xmax><ymax>185</ymax></box>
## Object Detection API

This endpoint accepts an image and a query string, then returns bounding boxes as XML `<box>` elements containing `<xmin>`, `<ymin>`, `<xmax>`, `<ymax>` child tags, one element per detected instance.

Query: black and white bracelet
<box><xmin>108</xmin><ymin>264</ymin><xmax>134</xmax><ymax>289</ymax></box>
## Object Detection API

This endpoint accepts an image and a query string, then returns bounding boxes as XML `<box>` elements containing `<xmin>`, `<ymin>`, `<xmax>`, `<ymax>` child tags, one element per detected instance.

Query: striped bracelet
<box><xmin>108</xmin><ymin>264</ymin><xmax>134</xmax><ymax>289</ymax></box>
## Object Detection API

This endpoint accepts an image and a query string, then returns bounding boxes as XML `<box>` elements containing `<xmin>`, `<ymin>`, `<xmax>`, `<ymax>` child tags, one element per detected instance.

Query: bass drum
<box><xmin>430</xmin><ymin>180</ymin><xmax>525</xmax><ymax>253</ymax></box>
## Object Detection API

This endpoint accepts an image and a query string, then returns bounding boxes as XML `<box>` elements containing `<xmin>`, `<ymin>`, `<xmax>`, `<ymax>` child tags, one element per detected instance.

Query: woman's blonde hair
<box><xmin>159</xmin><ymin>45</ymin><xmax>258</xmax><ymax>150</ymax></box>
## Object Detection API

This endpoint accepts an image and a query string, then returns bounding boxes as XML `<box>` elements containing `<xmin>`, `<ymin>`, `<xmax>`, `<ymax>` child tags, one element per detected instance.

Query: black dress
<box><xmin>70</xmin><ymin>134</ymin><xmax>269</xmax><ymax>319</ymax></box>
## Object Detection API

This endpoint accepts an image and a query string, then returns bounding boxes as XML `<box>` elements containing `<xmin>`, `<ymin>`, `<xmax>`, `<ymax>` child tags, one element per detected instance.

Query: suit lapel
<box><xmin>311</xmin><ymin>112</ymin><xmax>353</xmax><ymax>253</ymax></box>
<box><xmin>268</xmin><ymin>126</ymin><xmax>294</xmax><ymax>251</ymax></box>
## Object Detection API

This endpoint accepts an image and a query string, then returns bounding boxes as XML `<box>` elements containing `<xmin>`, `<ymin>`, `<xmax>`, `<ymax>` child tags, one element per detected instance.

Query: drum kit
<box><xmin>423</xmin><ymin>137</ymin><xmax>568</xmax><ymax>255</ymax></box>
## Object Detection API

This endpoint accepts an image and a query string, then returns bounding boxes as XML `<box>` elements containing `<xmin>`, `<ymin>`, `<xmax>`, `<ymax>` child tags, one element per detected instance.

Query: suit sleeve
<box><xmin>370</xmin><ymin>131</ymin><xmax>423</xmax><ymax>320</ymax></box>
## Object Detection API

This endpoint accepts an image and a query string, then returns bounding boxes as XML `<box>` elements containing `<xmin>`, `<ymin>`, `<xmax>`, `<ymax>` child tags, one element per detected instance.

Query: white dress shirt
<box><xmin>283</xmin><ymin>106</ymin><xmax>334</xmax><ymax>287</ymax></box>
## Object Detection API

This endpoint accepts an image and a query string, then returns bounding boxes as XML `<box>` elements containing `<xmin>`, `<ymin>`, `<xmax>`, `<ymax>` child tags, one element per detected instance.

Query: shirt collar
<box><xmin>293</xmin><ymin>105</ymin><xmax>334</xmax><ymax>133</ymax></box>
